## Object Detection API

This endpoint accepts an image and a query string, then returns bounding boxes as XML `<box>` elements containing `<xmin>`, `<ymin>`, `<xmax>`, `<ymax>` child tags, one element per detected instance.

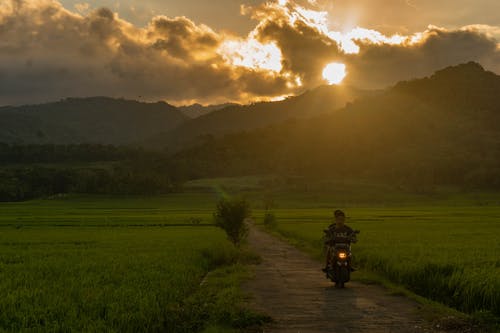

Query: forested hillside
<box><xmin>171</xmin><ymin>62</ymin><xmax>500</xmax><ymax>190</ymax></box>
<box><xmin>0</xmin><ymin>97</ymin><xmax>187</xmax><ymax>145</ymax></box>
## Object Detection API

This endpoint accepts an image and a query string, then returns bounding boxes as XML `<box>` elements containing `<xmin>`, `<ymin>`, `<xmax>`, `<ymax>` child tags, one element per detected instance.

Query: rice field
<box><xmin>1</xmin><ymin>182</ymin><xmax>500</xmax><ymax>330</ymax></box>
<box><xmin>0</xmin><ymin>194</ymin><xmax>257</xmax><ymax>332</ymax></box>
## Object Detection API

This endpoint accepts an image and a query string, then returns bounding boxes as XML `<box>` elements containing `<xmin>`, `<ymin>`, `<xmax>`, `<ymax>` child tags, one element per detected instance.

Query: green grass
<box><xmin>2</xmin><ymin>179</ymin><xmax>500</xmax><ymax>330</ymax></box>
<box><xmin>257</xmin><ymin>205</ymin><xmax>500</xmax><ymax>324</ymax></box>
<box><xmin>0</xmin><ymin>193</ymin><xmax>264</xmax><ymax>332</ymax></box>
<box><xmin>0</xmin><ymin>193</ymin><xmax>218</xmax><ymax>227</ymax></box>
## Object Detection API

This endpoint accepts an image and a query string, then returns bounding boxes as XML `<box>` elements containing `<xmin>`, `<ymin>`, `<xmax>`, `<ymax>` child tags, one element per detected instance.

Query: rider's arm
<box><xmin>324</xmin><ymin>226</ymin><xmax>334</xmax><ymax>245</ymax></box>
<box><xmin>349</xmin><ymin>230</ymin><xmax>358</xmax><ymax>243</ymax></box>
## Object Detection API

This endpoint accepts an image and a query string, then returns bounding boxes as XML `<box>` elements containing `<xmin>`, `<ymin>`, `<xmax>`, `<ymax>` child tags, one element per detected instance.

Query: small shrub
<box><xmin>214</xmin><ymin>198</ymin><xmax>250</xmax><ymax>246</ymax></box>
<box><xmin>263</xmin><ymin>212</ymin><xmax>276</xmax><ymax>227</ymax></box>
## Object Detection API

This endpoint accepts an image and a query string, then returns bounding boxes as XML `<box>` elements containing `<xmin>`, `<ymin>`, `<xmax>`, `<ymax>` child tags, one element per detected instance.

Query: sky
<box><xmin>1</xmin><ymin>0</ymin><xmax>499</xmax><ymax>105</ymax></box>
<box><xmin>59</xmin><ymin>0</ymin><xmax>500</xmax><ymax>35</ymax></box>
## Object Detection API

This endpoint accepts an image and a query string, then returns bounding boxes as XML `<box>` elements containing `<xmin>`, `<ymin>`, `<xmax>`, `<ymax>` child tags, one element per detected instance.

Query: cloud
<box><xmin>245</xmin><ymin>0</ymin><xmax>500</xmax><ymax>88</ymax></box>
<box><xmin>149</xmin><ymin>16</ymin><xmax>220</xmax><ymax>61</ymax></box>
<box><xmin>0</xmin><ymin>0</ymin><xmax>499</xmax><ymax>106</ymax></box>
<box><xmin>342</xmin><ymin>26</ymin><xmax>500</xmax><ymax>88</ymax></box>
<box><xmin>74</xmin><ymin>2</ymin><xmax>90</xmax><ymax>14</ymax></box>
<box><xmin>0</xmin><ymin>0</ymin><xmax>291</xmax><ymax>105</ymax></box>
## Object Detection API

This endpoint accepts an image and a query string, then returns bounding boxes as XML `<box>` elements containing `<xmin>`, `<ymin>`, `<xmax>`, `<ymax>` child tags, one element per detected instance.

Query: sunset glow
<box><xmin>266</xmin><ymin>0</ymin><xmax>423</xmax><ymax>55</ymax></box>
<box><xmin>0</xmin><ymin>0</ymin><xmax>498</xmax><ymax>105</ymax></box>
<box><xmin>322</xmin><ymin>63</ymin><xmax>347</xmax><ymax>85</ymax></box>
<box><xmin>219</xmin><ymin>38</ymin><xmax>283</xmax><ymax>72</ymax></box>
<box><xmin>217</xmin><ymin>0</ymin><xmax>425</xmax><ymax>85</ymax></box>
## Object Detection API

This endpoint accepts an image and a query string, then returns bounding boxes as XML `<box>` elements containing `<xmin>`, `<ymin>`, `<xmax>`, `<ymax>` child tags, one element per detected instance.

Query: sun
<box><xmin>322</xmin><ymin>63</ymin><xmax>347</xmax><ymax>85</ymax></box>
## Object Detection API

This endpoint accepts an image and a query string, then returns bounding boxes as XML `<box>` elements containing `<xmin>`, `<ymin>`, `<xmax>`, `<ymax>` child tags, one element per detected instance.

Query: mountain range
<box><xmin>1</xmin><ymin>62</ymin><xmax>499</xmax><ymax>175</ymax></box>
<box><xmin>0</xmin><ymin>97</ymin><xmax>187</xmax><ymax>145</ymax></box>
<box><xmin>0</xmin><ymin>84</ymin><xmax>365</xmax><ymax>147</ymax></box>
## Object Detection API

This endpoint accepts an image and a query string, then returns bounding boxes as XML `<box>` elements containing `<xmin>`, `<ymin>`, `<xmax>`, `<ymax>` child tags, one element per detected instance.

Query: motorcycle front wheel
<box><xmin>338</xmin><ymin>266</ymin><xmax>350</xmax><ymax>288</ymax></box>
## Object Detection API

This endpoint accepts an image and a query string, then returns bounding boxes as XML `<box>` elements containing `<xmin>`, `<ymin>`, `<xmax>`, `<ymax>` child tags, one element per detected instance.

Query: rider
<box><xmin>322</xmin><ymin>210</ymin><xmax>357</xmax><ymax>272</ymax></box>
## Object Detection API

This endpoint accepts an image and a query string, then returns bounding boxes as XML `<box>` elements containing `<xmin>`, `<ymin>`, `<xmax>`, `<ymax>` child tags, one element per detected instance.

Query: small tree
<box><xmin>214</xmin><ymin>198</ymin><xmax>250</xmax><ymax>246</ymax></box>
<box><xmin>263</xmin><ymin>211</ymin><xmax>277</xmax><ymax>227</ymax></box>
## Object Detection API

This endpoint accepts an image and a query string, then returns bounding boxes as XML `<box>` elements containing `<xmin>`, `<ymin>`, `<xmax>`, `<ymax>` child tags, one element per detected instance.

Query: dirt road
<box><xmin>244</xmin><ymin>225</ymin><xmax>452</xmax><ymax>333</ymax></box>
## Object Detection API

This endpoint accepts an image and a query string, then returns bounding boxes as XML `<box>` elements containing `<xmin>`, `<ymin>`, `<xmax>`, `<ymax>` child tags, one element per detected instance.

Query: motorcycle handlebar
<box><xmin>324</xmin><ymin>229</ymin><xmax>361</xmax><ymax>234</ymax></box>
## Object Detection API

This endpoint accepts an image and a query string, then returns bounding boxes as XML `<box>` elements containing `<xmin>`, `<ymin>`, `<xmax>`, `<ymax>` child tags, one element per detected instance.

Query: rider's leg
<box><xmin>350</xmin><ymin>255</ymin><xmax>357</xmax><ymax>271</ymax></box>
<box><xmin>322</xmin><ymin>247</ymin><xmax>331</xmax><ymax>272</ymax></box>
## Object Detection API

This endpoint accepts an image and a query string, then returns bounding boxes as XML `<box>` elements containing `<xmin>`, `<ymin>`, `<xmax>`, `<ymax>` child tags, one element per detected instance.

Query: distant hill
<box><xmin>394</xmin><ymin>61</ymin><xmax>500</xmax><ymax>116</ymax></box>
<box><xmin>0</xmin><ymin>86</ymin><xmax>364</xmax><ymax>148</ymax></box>
<box><xmin>171</xmin><ymin>62</ymin><xmax>500</xmax><ymax>189</ymax></box>
<box><xmin>178</xmin><ymin>103</ymin><xmax>239</xmax><ymax>118</ymax></box>
<box><xmin>149</xmin><ymin>85</ymin><xmax>368</xmax><ymax>149</ymax></box>
<box><xmin>0</xmin><ymin>97</ymin><xmax>188</xmax><ymax>145</ymax></box>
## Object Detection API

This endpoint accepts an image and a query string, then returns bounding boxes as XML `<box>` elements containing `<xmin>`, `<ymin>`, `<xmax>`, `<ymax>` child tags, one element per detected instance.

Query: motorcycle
<box><xmin>323</xmin><ymin>230</ymin><xmax>359</xmax><ymax>288</ymax></box>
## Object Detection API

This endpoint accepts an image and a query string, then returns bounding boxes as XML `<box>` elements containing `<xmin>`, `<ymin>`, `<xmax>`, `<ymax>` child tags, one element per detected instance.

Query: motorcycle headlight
<box><xmin>338</xmin><ymin>252</ymin><xmax>347</xmax><ymax>259</ymax></box>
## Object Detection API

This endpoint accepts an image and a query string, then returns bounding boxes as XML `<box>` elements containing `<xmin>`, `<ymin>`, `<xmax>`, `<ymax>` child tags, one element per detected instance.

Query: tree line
<box><xmin>0</xmin><ymin>144</ymin><xmax>178</xmax><ymax>201</ymax></box>
<box><xmin>2</xmin><ymin>121</ymin><xmax>500</xmax><ymax>202</ymax></box>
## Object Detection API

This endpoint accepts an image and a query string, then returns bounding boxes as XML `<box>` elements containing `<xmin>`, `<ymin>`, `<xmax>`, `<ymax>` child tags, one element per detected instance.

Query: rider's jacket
<box><xmin>325</xmin><ymin>224</ymin><xmax>356</xmax><ymax>247</ymax></box>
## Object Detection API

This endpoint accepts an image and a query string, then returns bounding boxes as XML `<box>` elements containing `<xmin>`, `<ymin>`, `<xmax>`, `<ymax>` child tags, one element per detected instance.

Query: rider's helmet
<box><xmin>334</xmin><ymin>210</ymin><xmax>345</xmax><ymax>218</ymax></box>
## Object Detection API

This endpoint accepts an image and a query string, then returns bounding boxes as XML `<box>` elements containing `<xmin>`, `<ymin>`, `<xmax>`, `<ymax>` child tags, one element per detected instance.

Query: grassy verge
<box><xmin>164</xmin><ymin>248</ymin><xmax>269</xmax><ymax>333</ymax></box>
